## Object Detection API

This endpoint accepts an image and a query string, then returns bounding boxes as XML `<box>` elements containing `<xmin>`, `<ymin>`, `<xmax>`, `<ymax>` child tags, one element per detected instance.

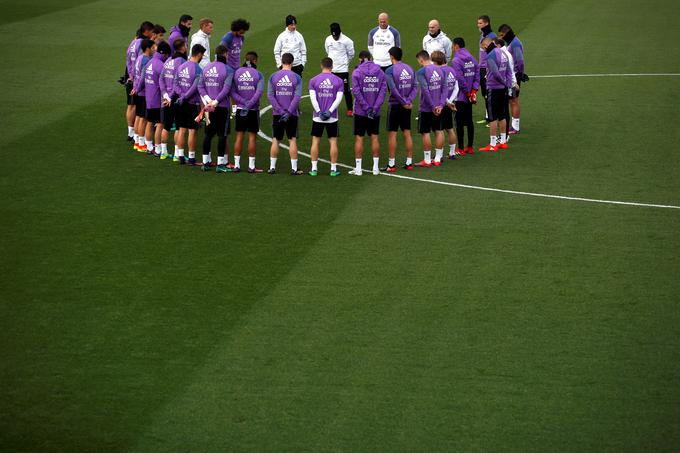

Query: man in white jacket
<box><xmin>190</xmin><ymin>18</ymin><xmax>213</xmax><ymax>68</ymax></box>
<box><xmin>325</xmin><ymin>22</ymin><xmax>355</xmax><ymax>116</ymax></box>
<box><xmin>422</xmin><ymin>19</ymin><xmax>452</xmax><ymax>63</ymax></box>
<box><xmin>274</xmin><ymin>15</ymin><xmax>307</xmax><ymax>76</ymax></box>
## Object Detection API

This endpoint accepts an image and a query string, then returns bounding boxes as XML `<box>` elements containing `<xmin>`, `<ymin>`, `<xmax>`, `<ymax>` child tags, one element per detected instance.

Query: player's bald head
<box><xmin>378</xmin><ymin>12</ymin><xmax>389</xmax><ymax>28</ymax></box>
<box><xmin>428</xmin><ymin>19</ymin><xmax>440</xmax><ymax>34</ymax></box>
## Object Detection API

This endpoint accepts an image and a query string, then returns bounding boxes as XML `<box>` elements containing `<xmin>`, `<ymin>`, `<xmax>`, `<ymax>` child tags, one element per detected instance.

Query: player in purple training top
<box><xmin>231</xmin><ymin>51</ymin><xmax>265</xmax><ymax>173</ymax></box>
<box><xmin>124</xmin><ymin>21</ymin><xmax>154</xmax><ymax>142</ymax></box>
<box><xmin>350</xmin><ymin>51</ymin><xmax>387</xmax><ymax>176</ymax></box>
<box><xmin>477</xmin><ymin>15</ymin><xmax>496</xmax><ymax>122</ymax></box>
<box><xmin>414</xmin><ymin>50</ymin><xmax>447</xmax><ymax>167</ymax></box>
<box><xmin>220</xmin><ymin>19</ymin><xmax>250</xmax><ymax>71</ymax></box>
<box><xmin>431</xmin><ymin>50</ymin><xmax>459</xmax><ymax>160</ymax></box>
<box><xmin>131</xmin><ymin>39</ymin><xmax>155</xmax><ymax>152</ymax></box>
<box><xmin>451</xmin><ymin>37</ymin><xmax>480</xmax><ymax>155</ymax></box>
<box><xmin>168</xmin><ymin>15</ymin><xmax>192</xmax><ymax>50</ymax></box>
<box><xmin>479</xmin><ymin>38</ymin><xmax>512</xmax><ymax>152</ymax></box>
<box><xmin>499</xmin><ymin>24</ymin><xmax>525</xmax><ymax>134</ymax></box>
<box><xmin>173</xmin><ymin>44</ymin><xmax>206</xmax><ymax>165</ymax></box>
<box><xmin>308</xmin><ymin>57</ymin><xmax>345</xmax><ymax>177</ymax></box>
<box><xmin>137</xmin><ymin>41</ymin><xmax>172</xmax><ymax>157</ymax></box>
<box><xmin>198</xmin><ymin>45</ymin><xmax>235</xmax><ymax>173</ymax></box>
<box><xmin>267</xmin><ymin>53</ymin><xmax>304</xmax><ymax>175</ymax></box>
<box><xmin>159</xmin><ymin>39</ymin><xmax>187</xmax><ymax>160</ymax></box>
<box><xmin>383</xmin><ymin>46</ymin><xmax>416</xmax><ymax>172</ymax></box>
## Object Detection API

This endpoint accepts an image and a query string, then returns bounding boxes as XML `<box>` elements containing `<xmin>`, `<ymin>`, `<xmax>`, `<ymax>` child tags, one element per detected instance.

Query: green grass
<box><xmin>1</xmin><ymin>0</ymin><xmax>680</xmax><ymax>451</ymax></box>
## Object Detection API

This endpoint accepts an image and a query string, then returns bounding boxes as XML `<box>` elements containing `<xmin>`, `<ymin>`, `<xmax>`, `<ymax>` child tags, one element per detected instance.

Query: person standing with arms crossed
<box><xmin>368</xmin><ymin>12</ymin><xmax>401</xmax><ymax>71</ymax></box>
<box><xmin>274</xmin><ymin>15</ymin><xmax>307</xmax><ymax>76</ymax></box>
<box><xmin>325</xmin><ymin>22</ymin><xmax>355</xmax><ymax>117</ymax></box>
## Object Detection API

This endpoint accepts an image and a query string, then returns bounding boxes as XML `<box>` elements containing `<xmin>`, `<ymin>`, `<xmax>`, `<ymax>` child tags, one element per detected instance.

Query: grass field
<box><xmin>2</xmin><ymin>0</ymin><xmax>680</xmax><ymax>450</ymax></box>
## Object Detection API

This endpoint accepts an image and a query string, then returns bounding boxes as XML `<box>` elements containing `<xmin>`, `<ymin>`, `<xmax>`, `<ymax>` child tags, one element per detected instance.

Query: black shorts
<box><xmin>145</xmin><ymin>107</ymin><xmax>161</xmax><ymax>124</ymax></box>
<box><xmin>387</xmin><ymin>104</ymin><xmax>412</xmax><ymax>132</ymax></box>
<box><xmin>126</xmin><ymin>82</ymin><xmax>134</xmax><ymax>106</ymax></box>
<box><xmin>486</xmin><ymin>89</ymin><xmax>509</xmax><ymax>122</ymax></box>
<box><xmin>311</xmin><ymin>121</ymin><xmax>339</xmax><ymax>138</ymax></box>
<box><xmin>272</xmin><ymin>115</ymin><xmax>298</xmax><ymax>140</ymax></box>
<box><xmin>134</xmin><ymin>95</ymin><xmax>146</xmax><ymax>117</ymax></box>
<box><xmin>161</xmin><ymin>103</ymin><xmax>177</xmax><ymax>131</ymax></box>
<box><xmin>480</xmin><ymin>68</ymin><xmax>488</xmax><ymax>97</ymax></box>
<box><xmin>353</xmin><ymin>114</ymin><xmax>380</xmax><ymax>136</ymax></box>
<box><xmin>418</xmin><ymin>111</ymin><xmax>443</xmax><ymax>134</ymax></box>
<box><xmin>441</xmin><ymin>107</ymin><xmax>454</xmax><ymax>130</ymax></box>
<box><xmin>176</xmin><ymin>103</ymin><xmax>201</xmax><ymax>130</ymax></box>
<box><xmin>234</xmin><ymin>109</ymin><xmax>260</xmax><ymax>133</ymax></box>
<box><xmin>205</xmin><ymin>107</ymin><xmax>231</xmax><ymax>137</ymax></box>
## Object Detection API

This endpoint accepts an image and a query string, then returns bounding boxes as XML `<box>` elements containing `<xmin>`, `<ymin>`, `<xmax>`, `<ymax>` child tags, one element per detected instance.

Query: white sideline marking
<box><xmin>532</xmin><ymin>73</ymin><xmax>680</xmax><ymax>79</ymax></box>
<box><xmin>258</xmin><ymin>95</ymin><xmax>680</xmax><ymax>210</ymax></box>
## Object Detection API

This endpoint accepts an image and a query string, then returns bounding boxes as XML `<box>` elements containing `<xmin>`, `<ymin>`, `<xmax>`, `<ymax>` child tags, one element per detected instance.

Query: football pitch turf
<box><xmin>1</xmin><ymin>0</ymin><xmax>680</xmax><ymax>450</ymax></box>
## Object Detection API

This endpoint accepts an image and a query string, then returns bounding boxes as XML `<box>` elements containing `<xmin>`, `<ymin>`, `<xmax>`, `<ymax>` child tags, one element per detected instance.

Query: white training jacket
<box><xmin>324</xmin><ymin>33</ymin><xmax>355</xmax><ymax>73</ymax></box>
<box><xmin>422</xmin><ymin>31</ymin><xmax>453</xmax><ymax>63</ymax></box>
<box><xmin>368</xmin><ymin>25</ymin><xmax>401</xmax><ymax>67</ymax></box>
<box><xmin>274</xmin><ymin>29</ymin><xmax>307</xmax><ymax>68</ymax></box>
<box><xmin>501</xmin><ymin>46</ymin><xmax>518</xmax><ymax>86</ymax></box>
<box><xmin>190</xmin><ymin>30</ymin><xmax>211</xmax><ymax>68</ymax></box>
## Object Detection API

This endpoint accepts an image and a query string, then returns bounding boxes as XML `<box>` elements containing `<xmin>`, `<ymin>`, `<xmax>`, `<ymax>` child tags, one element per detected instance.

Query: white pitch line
<box><xmin>532</xmin><ymin>73</ymin><xmax>680</xmax><ymax>79</ymax></box>
<box><xmin>258</xmin><ymin>96</ymin><xmax>680</xmax><ymax>210</ymax></box>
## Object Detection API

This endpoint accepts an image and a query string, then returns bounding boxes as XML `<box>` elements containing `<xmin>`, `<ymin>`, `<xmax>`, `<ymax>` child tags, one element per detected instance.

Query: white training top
<box><xmin>190</xmin><ymin>30</ymin><xmax>211</xmax><ymax>68</ymax></box>
<box><xmin>274</xmin><ymin>29</ymin><xmax>307</xmax><ymax>67</ymax></box>
<box><xmin>324</xmin><ymin>33</ymin><xmax>355</xmax><ymax>73</ymax></box>
<box><xmin>422</xmin><ymin>31</ymin><xmax>453</xmax><ymax>63</ymax></box>
<box><xmin>368</xmin><ymin>25</ymin><xmax>401</xmax><ymax>67</ymax></box>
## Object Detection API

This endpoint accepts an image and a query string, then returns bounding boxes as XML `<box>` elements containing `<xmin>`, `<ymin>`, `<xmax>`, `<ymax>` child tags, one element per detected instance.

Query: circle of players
<box><xmin>122</xmin><ymin>13</ymin><xmax>526</xmax><ymax>176</ymax></box>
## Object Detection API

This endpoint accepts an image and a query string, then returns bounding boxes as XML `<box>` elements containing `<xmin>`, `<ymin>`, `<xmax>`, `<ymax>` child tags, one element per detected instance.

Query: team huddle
<box><xmin>122</xmin><ymin>13</ymin><xmax>526</xmax><ymax>176</ymax></box>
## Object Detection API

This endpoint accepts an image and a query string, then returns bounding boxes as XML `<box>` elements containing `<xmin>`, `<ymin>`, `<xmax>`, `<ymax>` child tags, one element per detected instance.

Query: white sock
<box><xmin>500</xmin><ymin>133</ymin><xmax>507</xmax><ymax>144</ymax></box>
<box><xmin>449</xmin><ymin>144</ymin><xmax>457</xmax><ymax>155</ymax></box>
<box><xmin>139</xmin><ymin>137</ymin><xmax>146</xmax><ymax>147</ymax></box>
<box><xmin>372</xmin><ymin>157</ymin><xmax>379</xmax><ymax>169</ymax></box>
<box><xmin>202</xmin><ymin>154</ymin><xmax>210</xmax><ymax>164</ymax></box>
<box><xmin>177</xmin><ymin>148</ymin><xmax>185</xmax><ymax>157</ymax></box>
<box><xmin>512</xmin><ymin>117</ymin><xmax>520</xmax><ymax>130</ymax></box>
<box><xmin>291</xmin><ymin>159</ymin><xmax>298</xmax><ymax>171</ymax></box>
<box><xmin>389</xmin><ymin>158</ymin><xmax>395</xmax><ymax>167</ymax></box>
<box><xmin>331</xmin><ymin>163</ymin><xmax>337</xmax><ymax>171</ymax></box>
<box><xmin>188</xmin><ymin>151</ymin><xmax>196</xmax><ymax>159</ymax></box>
<box><xmin>147</xmin><ymin>141</ymin><xmax>154</xmax><ymax>152</ymax></box>
<box><xmin>127</xmin><ymin>126</ymin><xmax>134</xmax><ymax>137</ymax></box>
<box><xmin>249</xmin><ymin>156</ymin><xmax>256</xmax><ymax>168</ymax></box>
<box><xmin>174</xmin><ymin>145</ymin><xmax>178</xmax><ymax>155</ymax></box>
<box><xmin>311</xmin><ymin>160</ymin><xmax>318</xmax><ymax>171</ymax></box>
<box><xmin>133</xmin><ymin>133</ymin><xmax>139</xmax><ymax>143</ymax></box>
<box><xmin>490</xmin><ymin>135</ymin><xmax>497</xmax><ymax>147</ymax></box>
<box><xmin>224</xmin><ymin>154</ymin><xmax>230</xmax><ymax>164</ymax></box>
<box><xmin>406</xmin><ymin>157</ymin><xmax>413</xmax><ymax>165</ymax></box>
<box><xmin>160</xmin><ymin>143</ymin><xmax>167</xmax><ymax>154</ymax></box>
<box><xmin>424</xmin><ymin>150</ymin><xmax>431</xmax><ymax>164</ymax></box>
<box><xmin>218</xmin><ymin>156</ymin><xmax>226</xmax><ymax>165</ymax></box>
<box><xmin>270</xmin><ymin>157</ymin><xmax>277</xmax><ymax>170</ymax></box>
<box><xmin>434</xmin><ymin>149</ymin><xmax>443</xmax><ymax>162</ymax></box>
<box><xmin>235</xmin><ymin>155</ymin><xmax>241</xmax><ymax>167</ymax></box>
<box><xmin>355</xmin><ymin>158</ymin><xmax>362</xmax><ymax>171</ymax></box>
